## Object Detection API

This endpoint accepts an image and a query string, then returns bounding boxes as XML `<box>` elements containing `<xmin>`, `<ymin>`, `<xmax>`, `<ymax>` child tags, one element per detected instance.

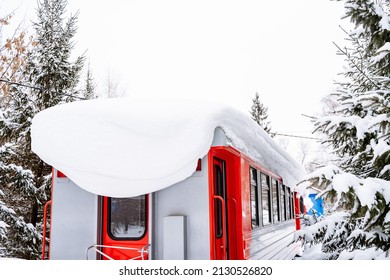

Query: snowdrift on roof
<box><xmin>31</xmin><ymin>98</ymin><xmax>304</xmax><ymax>197</ymax></box>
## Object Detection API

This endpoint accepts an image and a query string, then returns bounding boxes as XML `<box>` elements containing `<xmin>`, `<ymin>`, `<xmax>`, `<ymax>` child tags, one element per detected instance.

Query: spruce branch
<box><xmin>333</xmin><ymin>41</ymin><xmax>381</xmax><ymax>90</ymax></box>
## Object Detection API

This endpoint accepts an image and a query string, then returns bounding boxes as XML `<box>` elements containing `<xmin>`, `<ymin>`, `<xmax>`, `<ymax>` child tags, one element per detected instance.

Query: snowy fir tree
<box><xmin>0</xmin><ymin>12</ymin><xmax>41</xmax><ymax>259</ymax></box>
<box><xmin>296</xmin><ymin>0</ymin><xmax>390</xmax><ymax>260</ymax></box>
<box><xmin>82</xmin><ymin>62</ymin><xmax>96</xmax><ymax>100</ymax></box>
<box><xmin>0</xmin><ymin>0</ymin><xmax>84</xmax><ymax>259</ymax></box>
<box><xmin>250</xmin><ymin>92</ymin><xmax>272</xmax><ymax>134</ymax></box>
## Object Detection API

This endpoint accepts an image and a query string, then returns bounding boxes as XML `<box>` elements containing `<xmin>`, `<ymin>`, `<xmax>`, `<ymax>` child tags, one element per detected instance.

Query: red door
<box><xmin>212</xmin><ymin>157</ymin><xmax>229</xmax><ymax>259</ymax></box>
<box><xmin>210</xmin><ymin>149</ymin><xmax>241</xmax><ymax>260</ymax></box>
<box><xmin>209</xmin><ymin>146</ymin><xmax>245</xmax><ymax>260</ymax></box>
<box><xmin>100</xmin><ymin>195</ymin><xmax>149</xmax><ymax>260</ymax></box>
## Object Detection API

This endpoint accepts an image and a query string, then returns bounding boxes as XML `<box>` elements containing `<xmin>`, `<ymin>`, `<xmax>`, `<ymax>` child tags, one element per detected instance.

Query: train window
<box><xmin>280</xmin><ymin>185</ymin><xmax>286</xmax><ymax>221</ymax></box>
<box><xmin>261</xmin><ymin>173</ymin><xmax>271</xmax><ymax>226</ymax></box>
<box><xmin>272</xmin><ymin>179</ymin><xmax>280</xmax><ymax>223</ymax></box>
<box><xmin>108</xmin><ymin>196</ymin><xmax>146</xmax><ymax>240</ymax></box>
<box><xmin>299</xmin><ymin>196</ymin><xmax>305</xmax><ymax>214</ymax></box>
<box><xmin>250</xmin><ymin>168</ymin><xmax>259</xmax><ymax>228</ymax></box>
<box><xmin>285</xmin><ymin>186</ymin><xmax>291</xmax><ymax>220</ymax></box>
<box><xmin>214</xmin><ymin>161</ymin><xmax>225</xmax><ymax>238</ymax></box>
<box><xmin>290</xmin><ymin>191</ymin><xmax>295</xmax><ymax>219</ymax></box>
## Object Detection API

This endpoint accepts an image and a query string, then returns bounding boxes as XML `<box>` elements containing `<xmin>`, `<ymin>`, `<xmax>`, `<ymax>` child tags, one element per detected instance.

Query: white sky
<box><xmin>1</xmin><ymin>0</ymin><xmax>348</xmax><ymax>160</ymax></box>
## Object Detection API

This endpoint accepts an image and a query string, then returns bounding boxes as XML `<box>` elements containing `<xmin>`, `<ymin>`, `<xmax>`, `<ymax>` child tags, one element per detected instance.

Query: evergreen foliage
<box><xmin>0</xmin><ymin>0</ymin><xmax>84</xmax><ymax>259</ymax></box>
<box><xmin>297</xmin><ymin>0</ymin><xmax>390</xmax><ymax>259</ymax></box>
<box><xmin>250</xmin><ymin>92</ymin><xmax>272</xmax><ymax>134</ymax></box>
<box><xmin>83</xmin><ymin>63</ymin><xmax>96</xmax><ymax>100</ymax></box>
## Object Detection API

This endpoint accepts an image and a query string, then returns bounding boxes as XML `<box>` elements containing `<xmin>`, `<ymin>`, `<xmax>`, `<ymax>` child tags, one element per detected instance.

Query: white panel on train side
<box><xmin>50</xmin><ymin>170</ymin><xmax>98</xmax><ymax>260</ymax></box>
<box><xmin>152</xmin><ymin>155</ymin><xmax>210</xmax><ymax>260</ymax></box>
<box><xmin>162</xmin><ymin>216</ymin><xmax>187</xmax><ymax>259</ymax></box>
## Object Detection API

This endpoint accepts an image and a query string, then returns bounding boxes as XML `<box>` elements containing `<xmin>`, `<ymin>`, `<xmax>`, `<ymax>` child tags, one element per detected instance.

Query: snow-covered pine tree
<box><xmin>250</xmin><ymin>92</ymin><xmax>272</xmax><ymax>134</ymax></box>
<box><xmin>0</xmin><ymin>12</ymin><xmax>41</xmax><ymax>259</ymax></box>
<box><xmin>0</xmin><ymin>0</ymin><xmax>84</xmax><ymax>259</ymax></box>
<box><xmin>296</xmin><ymin>0</ymin><xmax>390</xmax><ymax>259</ymax></box>
<box><xmin>82</xmin><ymin>62</ymin><xmax>96</xmax><ymax>100</ymax></box>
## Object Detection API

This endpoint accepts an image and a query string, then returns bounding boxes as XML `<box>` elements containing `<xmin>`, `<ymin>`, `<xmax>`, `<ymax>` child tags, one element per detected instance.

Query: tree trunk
<box><xmin>30</xmin><ymin>200</ymin><xmax>38</xmax><ymax>226</ymax></box>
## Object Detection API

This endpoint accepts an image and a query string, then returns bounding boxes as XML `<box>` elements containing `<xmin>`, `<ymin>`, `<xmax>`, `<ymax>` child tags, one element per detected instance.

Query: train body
<box><xmin>32</xmin><ymin>99</ymin><xmax>305</xmax><ymax>260</ymax></box>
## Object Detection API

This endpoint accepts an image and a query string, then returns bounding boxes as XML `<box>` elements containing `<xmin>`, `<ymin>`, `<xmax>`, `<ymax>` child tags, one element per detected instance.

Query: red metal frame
<box><xmin>41</xmin><ymin>168</ymin><xmax>57</xmax><ymax>260</ymax></box>
<box><xmin>239</xmin><ymin>156</ymin><xmax>254</xmax><ymax>259</ymax></box>
<box><xmin>56</xmin><ymin>170</ymin><xmax>67</xmax><ymax>178</ymax></box>
<box><xmin>294</xmin><ymin>192</ymin><xmax>301</xmax><ymax>230</ymax></box>
<box><xmin>208</xmin><ymin>146</ymin><xmax>244</xmax><ymax>260</ymax></box>
<box><xmin>41</xmin><ymin>200</ymin><xmax>52</xmax><ymax>260</ymax></box>
<box><xmin>213</xmin><ymin>195</ymin><xmax>227</xmax><ymax>258</ymax></box>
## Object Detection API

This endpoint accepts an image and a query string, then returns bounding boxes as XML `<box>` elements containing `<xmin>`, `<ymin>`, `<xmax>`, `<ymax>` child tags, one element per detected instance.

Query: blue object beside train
<box><xmin>307</xmin><ymin>193</ymin><xmax>324</xmax><ymax>217</ymax></box>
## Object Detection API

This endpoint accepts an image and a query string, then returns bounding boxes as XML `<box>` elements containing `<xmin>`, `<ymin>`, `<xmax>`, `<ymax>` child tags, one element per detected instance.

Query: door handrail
<box><xmin>213</xmin><ymin>195</ymin><xmax>227</xmax><ymax>259</ymax></box>
<box><xmin>86</xmin><ymin>244</ymin><xmax>150</xmax><ymax>260</ymax></box>
<box><xmin>41</xmin><ymin>200</ymin><xmax>52</xmax><ymax>260</ymax></box>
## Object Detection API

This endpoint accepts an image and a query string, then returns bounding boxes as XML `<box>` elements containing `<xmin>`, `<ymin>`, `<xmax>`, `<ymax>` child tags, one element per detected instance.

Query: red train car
<box><xmin>32</xmin><ymin>99</ymin><xmax>305</xmax><ymax>260</ymax></box>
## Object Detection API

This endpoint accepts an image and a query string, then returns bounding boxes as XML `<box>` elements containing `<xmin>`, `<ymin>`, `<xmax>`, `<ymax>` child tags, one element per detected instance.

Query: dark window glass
<box><xmin>290</xmin><ymin>192</ymin><xmax>295</xmax><ymax>219</ymax></box>
<box><xmin>261</xmin><ymin>174</ymin><xmax>271</xmax><ymax>226</ymax></box>
<box><xmin>250</xmin><ymin>168</ymin><xmax>259</xmax><ymax>228</ymax></box>
<box><xmin>272</xmin><ymin>179</ymin><xmax>280</xmax><ymax>223</ymax></box>
<box><xmin>299</xmin><ymin>196</ymin><xmax>305</xmax><ymax>214</ymax></box>
<box><xmin>109</xmin><ymin>196</ymin><xmax>146</xmax><ymax>239</ymax></box>
<box><xmin>214</xmin><ymin>162</ymin><xmax>225</xmax><ymax>238</ymax></box>
<box><xmin>281</xmin><ymin>185</ymin><xmax>286</xmax><ymax>221</ymax></box>
<box><xmin>286</xmin><ymin>187</ymin><xmax>290</xmax><ymax>220</ymax></box>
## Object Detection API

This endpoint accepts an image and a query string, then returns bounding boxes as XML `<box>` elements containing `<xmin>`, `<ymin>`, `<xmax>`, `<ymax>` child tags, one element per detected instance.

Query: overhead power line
<box><xmin>273</xmin><ymin>133</ymin><xmax>321</xmax><ymax>140</ymax></box>
<box><xmin>0</xmin><ymin>78</ymin><xmax>41</xmax><ymax>90</ymax></box>
<box><xmin>0</xmin><ymin>78</ymin><xmax>86</xmax><ymax>100</ymax></box>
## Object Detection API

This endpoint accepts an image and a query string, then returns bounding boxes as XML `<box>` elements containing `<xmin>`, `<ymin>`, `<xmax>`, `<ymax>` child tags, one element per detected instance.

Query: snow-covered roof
<box><xmin>31</xmin><ymin>98</ymin><xmax>305</xmax><ymax>197</ymax></box>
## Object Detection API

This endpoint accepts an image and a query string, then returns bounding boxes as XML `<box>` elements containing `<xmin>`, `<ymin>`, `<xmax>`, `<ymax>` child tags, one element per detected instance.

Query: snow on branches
<box><xmin>296</xmin><ymin>165</ymin><xmax>390</xmax><ymax>259</ymax></box>
<box><xmin>297</xmin><ymin>0</ymin><xmax>390</xmax><ymax>260</ymax></box>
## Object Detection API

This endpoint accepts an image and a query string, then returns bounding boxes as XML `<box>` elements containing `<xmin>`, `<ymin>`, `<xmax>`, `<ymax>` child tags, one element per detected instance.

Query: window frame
<box><xmin>261</xmin><ymin>173</ymin><xmax>272</xmax><ymax>226</ymax></box>
<box><xmin>290</xmin><ymin>191</ymin><xmax>295</xmax><ymax>219</ymax></box>
<box><xmin>299</xmin><ymin>196</ymin><xmax>305</xmax><ymax>215</ymax></box>
<box><xmin>214</xmin><ymin>160</ymin><xmax>226</xmax><ymax>239</ymax></box>
<box><xmin>107</xmin><ymin>195</ymin><xmax>148</xmax><ymax>241</ymax></box>
<box><xmin>271</xmin><ymin>178</ymin><xmax>280</xmax><ymax>223</ymax></box>
<box><xmin>280</xmin><ymin>184</ymin><xmax>286</xmax><ymax>221</ymax></box>
<box><xmin>250</xmin><ymin>167</ymin><xmax>259</xmax><ymax>228</ymax></box>
<box><xmin>285</xmin><ymin>186</ymin><xmax>291</xmax><ymax>220</ymax></box>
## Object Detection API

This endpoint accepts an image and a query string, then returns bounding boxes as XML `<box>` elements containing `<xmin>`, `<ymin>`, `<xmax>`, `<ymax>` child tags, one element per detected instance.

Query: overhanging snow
<box><xmin>31</xmin><ymin>98</ymin><xmax>304</xmax><ymax>197</ymax></box>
